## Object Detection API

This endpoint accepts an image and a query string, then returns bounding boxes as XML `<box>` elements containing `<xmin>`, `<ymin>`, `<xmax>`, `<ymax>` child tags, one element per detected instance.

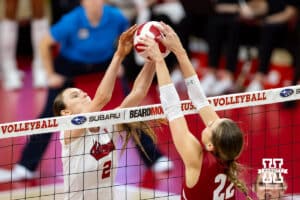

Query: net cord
<box><xmin>1</xmin><ymin>85</ymin><xmax>299</xmax><ymax>138</ymax></box>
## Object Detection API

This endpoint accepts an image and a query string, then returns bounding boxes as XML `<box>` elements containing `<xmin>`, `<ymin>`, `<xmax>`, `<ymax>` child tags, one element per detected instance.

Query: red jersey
<box><xmin>181</xmin><ymin>150</ymin><xmax>236</xmax><ymax>200</ymax></box>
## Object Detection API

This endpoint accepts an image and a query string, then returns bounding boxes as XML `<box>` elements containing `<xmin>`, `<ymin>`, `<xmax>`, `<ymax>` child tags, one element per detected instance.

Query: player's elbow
<box><xmin>96</xmin><ymin>92</ymin><xmax>112</xmax><ymax>107</ymax></box>
<box><xmin>132</xmin><ymin>88</ymin><xmax>146</xmax><ymax>100</ymax></box>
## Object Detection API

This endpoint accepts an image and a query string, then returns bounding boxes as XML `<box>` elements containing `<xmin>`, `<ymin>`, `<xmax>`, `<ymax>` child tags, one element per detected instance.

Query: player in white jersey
<box><xmin>53</xmin><ymin>25</ymin><xmax>157</xmax><ymax>200</ymax></box>
<box><xmin>60</xmin><ymin>125</ymin><xmax>118</xmax><ymax>200</ymax></box>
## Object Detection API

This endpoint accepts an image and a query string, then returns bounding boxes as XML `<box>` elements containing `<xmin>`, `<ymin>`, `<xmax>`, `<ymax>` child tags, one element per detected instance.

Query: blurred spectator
<box><xmin>242</xmin><ymin>0</ymin><xmax>297</xmax><ymax>92</ymax></box>
<box><xmin>176</xmin><ymin>0</ymin><xmax>213</xmax><ymax>56</ymax></box>
<box><xmin>282</xmin><ymin>0</ymin><xmax>300</xmax><ymax>108</ymax></box>
<box><xmin>0</xmin><ymin>0</ymin><xmax>49</xmax><ymax>90</ymax></box>
<box><xmin>170</xmin><ymin>0</ymin><xmax>213</xmax><ymax>87</ymax></box>
<box><xmin>200</xmin><ymin>0</ymin><xmax>241</xmax><ymax>96</ymax></box>
<box><xmin>288</xmin><ymin>0</ymin><xmax>300</xmax><ymax>86</ymax></box>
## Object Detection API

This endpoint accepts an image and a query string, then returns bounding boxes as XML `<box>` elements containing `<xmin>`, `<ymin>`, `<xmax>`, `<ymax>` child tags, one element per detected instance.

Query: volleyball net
<box><xmin>0</xmin><ymin>85</ymin><xmax>300</xmax><ymax>199</ymax></box>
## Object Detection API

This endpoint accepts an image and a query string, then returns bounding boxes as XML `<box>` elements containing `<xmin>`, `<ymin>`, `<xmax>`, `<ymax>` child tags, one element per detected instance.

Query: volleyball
<box><xmin>133</xmin><ymin>21</ymin><xmax>170</xmax><ymax>59</ymax></box>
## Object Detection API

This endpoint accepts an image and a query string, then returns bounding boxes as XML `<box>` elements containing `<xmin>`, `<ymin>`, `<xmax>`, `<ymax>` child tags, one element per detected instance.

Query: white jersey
<box><xmin>60</xmin><ymin>125</ymin><xmax>119</xmax><ymax>200</ymax></box>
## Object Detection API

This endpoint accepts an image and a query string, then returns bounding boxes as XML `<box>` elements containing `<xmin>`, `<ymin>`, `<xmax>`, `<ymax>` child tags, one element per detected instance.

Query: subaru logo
<box><xmin>71</xmin><ymin>116</ymin><xmax>87</xmax><ymax>125</ymax></box>
<box><xmin>280</xmin><ymin>88</ymin><xmax>294</xmax><ymax>97</ymax></box>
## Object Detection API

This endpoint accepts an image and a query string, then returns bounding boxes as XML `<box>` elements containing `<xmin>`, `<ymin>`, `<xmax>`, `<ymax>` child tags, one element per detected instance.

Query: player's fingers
<box><xmin>144</xmin><ymin>57</ymin><xmax>151</xmax><ymax>62</ymax></box>
<box><xmin>123</xmin><ymin>24</ymin><xmax>137</xmax><ymax>39</ymax></box>
<box><xmin>139</xmin><ymin>52</ymin><xmax>152</xmax><ymax>62</ymax></box>
<box><xmin>139</xmin><ymin>36</ymin><xmax>154</xmax><ymax>45</ymax></box>
<box><xmin>128</xmin><ymin>24</ymin><xmax>137</xmax><ymax>33</ymax></box>
<box><xmin>128</xmin><ymin>29</ymin><xmax>138</xmax><ymax>40</ymax></box>
<box><xmin>158</xmin><ymin>22</ymin><xmax>168</xmax><ymax>35</ymax></box>
<box><xmin>161</xmin><ymin>22</ymin><xmax>174</xmax><ymax>35</ymax></box>
<box><xmin>138</xmin><ymin>45</ymin><xmax>147</xmax><ymax>51</ymax></box>
<box><xmin>130</xmin><ymin>24</ymin><xmax>138</xmax><ymax>34</ymax></box>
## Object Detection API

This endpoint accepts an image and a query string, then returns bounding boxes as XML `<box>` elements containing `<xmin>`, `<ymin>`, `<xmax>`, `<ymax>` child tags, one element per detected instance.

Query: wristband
<box><xmin>159</xmin><ymin>84</ymin><xmax>183</xmax><ymax>121</ymax></box>
<box><xmin>185</xmin><ymin>75</ymin><xmax>209</xmax><ymax>110</ymax></box>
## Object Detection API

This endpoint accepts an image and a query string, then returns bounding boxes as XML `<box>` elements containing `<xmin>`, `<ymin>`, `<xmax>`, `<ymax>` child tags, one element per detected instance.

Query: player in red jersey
<box><xmin>138</xmin><ymin>22</ymin><xmax>252</xmax><ymax>200</ymax></box>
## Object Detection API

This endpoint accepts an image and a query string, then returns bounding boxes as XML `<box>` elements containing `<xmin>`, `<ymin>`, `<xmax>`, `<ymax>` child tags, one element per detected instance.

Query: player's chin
<box><xmin>85</xmin><ymin>97</ymin><xmax>92</xmax><ymax>102</ymax></box>
<box><xmin>82</xmin><ymin>99</ymin><xmax>91</xmax><ymax>105</ymax></box>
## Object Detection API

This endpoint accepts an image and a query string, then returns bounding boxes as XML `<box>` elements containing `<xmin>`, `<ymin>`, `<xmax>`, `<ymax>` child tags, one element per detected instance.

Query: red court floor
<box><xmin>0</xmin><ymin>56</ymin><xmax>300</xmax><ymax>199</ymax></box>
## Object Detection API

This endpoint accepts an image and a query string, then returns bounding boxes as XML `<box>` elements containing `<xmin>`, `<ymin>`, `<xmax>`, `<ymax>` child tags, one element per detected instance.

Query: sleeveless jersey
<box><xmin>181</xmin><ymin>150</ymin><xmax>235</xmax><ymax>200</ymax></box>
<box><xmin>60</xmin><ymin>125</ymin><xmax>119</xmax><ymax>200</ymax></box>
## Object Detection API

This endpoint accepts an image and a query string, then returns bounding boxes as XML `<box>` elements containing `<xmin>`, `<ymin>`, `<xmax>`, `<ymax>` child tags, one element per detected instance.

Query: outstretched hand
<box><xmin>157</xmin><ymin>22</ymin><xmax>185</xmax><ymax>55</ymax></box>
<box><xmin>116</xmin><ymin>24</ymin><xmax>138</xmax><ymax>58</ymax></box>
<box><xmin>138</xmin><ymin>36</ymin><xmax>164</xmax><ymax>62</ymax></box>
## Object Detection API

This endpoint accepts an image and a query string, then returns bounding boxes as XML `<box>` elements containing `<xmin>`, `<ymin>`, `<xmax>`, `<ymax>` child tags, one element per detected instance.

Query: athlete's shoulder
<box><xmin>53</xmin><ymin>6</ymin><xmax>82</xmax><ymax>27</ymax></box>
<box><xmin>67</xmin><ymin>6</ymin><xmax>85</xmax><ymax>20</ymax></box>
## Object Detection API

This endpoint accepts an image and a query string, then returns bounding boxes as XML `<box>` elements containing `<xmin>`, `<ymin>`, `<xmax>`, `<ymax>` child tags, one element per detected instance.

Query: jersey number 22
<box><xmin>213</xmin><ymin>173</ymin><xmax>234</xmax><ymax>200</ymax></box>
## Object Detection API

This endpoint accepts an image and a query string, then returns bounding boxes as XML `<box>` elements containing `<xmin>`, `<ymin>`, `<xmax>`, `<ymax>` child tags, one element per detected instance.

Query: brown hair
<box><xmin>53</xmin><ymin>90</ymin><xmax>66</xmax><ymax>117</ymax></box>
<box><xmin>212</xmin><ymin>119</ymin><xmax>252</xmax><ymax>200</ymax></box>
<box><xmin>117</xmin><ymin>121</ymin><xmax>158</xmax><ymax>160</ymax></box>
<box><xmin>53</xmin><ymin>88</ymin><xmax>157</xmax><ymax>158</ymax></box>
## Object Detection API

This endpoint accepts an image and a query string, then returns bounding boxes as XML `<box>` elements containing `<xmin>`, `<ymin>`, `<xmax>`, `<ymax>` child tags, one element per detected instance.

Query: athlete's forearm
<box><xmin>174</xmin><ymin>49</ymin><xmax>197</xmax><ymax>78</ymax></box>
<box><xmin>120</xmin><ymin>62</ymin><xmax>156</xmax><ymax>108</ymax></box>
<box><xmin>131</xmin><ymin>61</ymin><xmax>156</xmax><ymax>100</ymax></box>
<box><xmin>155</xmin><ymin>59</ymin><xmax>173</xmax><ymax>86</ymax></box>
<box><xmin>91</xmin><ymin>53</ymin><xmax>123</xmax><ymax>111</ymax></box>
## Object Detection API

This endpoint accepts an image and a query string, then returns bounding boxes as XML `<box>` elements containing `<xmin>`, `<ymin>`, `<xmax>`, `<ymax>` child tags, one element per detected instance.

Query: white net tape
<box><xmin>1</xmin><ymin>85</ymin><xmax>299</xmax><ymax>138</ymax></box>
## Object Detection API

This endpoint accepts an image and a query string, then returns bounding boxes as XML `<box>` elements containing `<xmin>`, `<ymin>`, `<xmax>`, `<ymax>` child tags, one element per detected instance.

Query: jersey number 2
<box><xmin>213</xmin><ymin>174</ymin><xmax>234</xmax><ymax>200</ymax></box>
<box><xmin>102</xmin><ymin>160</ymin><xmax>112</xmax><ymax>179</ymax></box>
